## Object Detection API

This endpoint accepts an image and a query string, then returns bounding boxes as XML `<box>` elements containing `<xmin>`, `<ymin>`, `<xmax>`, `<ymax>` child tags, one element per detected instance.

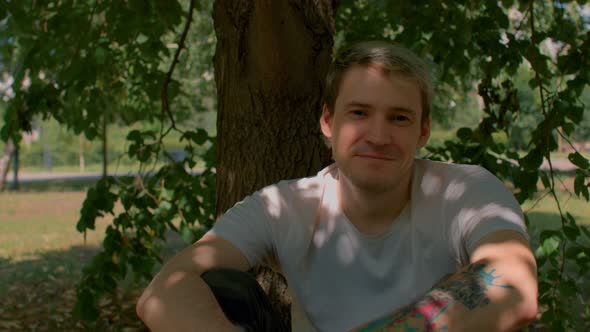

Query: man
<box><xmin>137</xmin><ymin>41</ymin><xmax>538</xmax><ymax>331</ymax></box>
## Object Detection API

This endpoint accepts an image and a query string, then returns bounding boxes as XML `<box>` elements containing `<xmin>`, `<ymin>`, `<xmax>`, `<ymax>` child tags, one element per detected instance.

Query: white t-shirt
<box><xmin>209</xmin><ymin>159</ymin><xmax>528</xmax><ymax>332</ymax></box>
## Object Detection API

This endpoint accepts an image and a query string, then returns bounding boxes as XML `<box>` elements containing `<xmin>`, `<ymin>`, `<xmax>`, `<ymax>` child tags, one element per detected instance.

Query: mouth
<box><xmin>355</xmin><ymin>154</ymin><xmax>394</xmax><ymax>161</ymax></box>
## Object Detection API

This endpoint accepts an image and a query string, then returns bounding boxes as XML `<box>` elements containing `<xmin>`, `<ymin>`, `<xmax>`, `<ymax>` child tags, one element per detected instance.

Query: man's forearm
<box><xmin>350</xmin><ymin>261</ymin><xmax>536</xmax><ymax>332</ymax></box>
<box><xmin>137</xmin><ymin>269</ymin><xmax>239</xmax><ymax>332</ymax></box>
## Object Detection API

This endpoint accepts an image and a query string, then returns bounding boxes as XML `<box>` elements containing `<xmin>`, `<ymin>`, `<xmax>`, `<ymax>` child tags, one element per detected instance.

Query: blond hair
<box><xmin>323</xmin><ymin>41</ymin><xmax>433</xmax><ymax>122</ymax></box>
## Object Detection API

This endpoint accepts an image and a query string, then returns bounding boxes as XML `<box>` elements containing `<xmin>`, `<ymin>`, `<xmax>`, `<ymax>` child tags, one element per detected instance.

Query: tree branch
<box><xmin>161</xmin><ymin>0</ymin><xmax>197</xmax><ymax>133</ymax></box>
<box><xmin>529</xmin><ymin>0</ymin><xmax>569</xmax><ymax>306</ymax></box>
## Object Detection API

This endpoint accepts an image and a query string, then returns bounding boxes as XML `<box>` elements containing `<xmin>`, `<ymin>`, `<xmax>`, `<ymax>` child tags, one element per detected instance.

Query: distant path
<box><xmin>14</xmin><ymin>158</ymin><xmax>577</xmax><ymax>183</ymax></box>
<box><xmin>17</xmin><ymin>169</ymin><xmax>202</xmax><ymax>183</ymax></box>
<box><xmin>540</xmin><ymin>158</ymin><xmax>578</xmax><ymax>172</ymax></box>
<box><xmin>17</xmin><ymin>171</ymin><xmax>130</xmax><ymax>183</ymax></box>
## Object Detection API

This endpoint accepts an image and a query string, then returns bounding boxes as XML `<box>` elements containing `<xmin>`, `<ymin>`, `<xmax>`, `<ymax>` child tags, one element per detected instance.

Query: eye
<box><xmin>349</xmin><ymin>110</ymin><xmax>367</xmax><ymax>118</ymax></box>
<box><xmin>389</xmin><ymin>114</ymin><xmax>412</xmax><ymax>125</ymax></box>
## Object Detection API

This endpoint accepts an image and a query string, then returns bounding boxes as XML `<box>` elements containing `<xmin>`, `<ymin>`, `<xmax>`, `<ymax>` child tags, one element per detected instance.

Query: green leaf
<box><xmin>127</xmin><ymin>130</ymin><xmax>142</xmax><ymax>142</ymax></box>
<box><xmin>523</xmin><ymin>213</ymin><xmax>531</xmax><ymax>228</ymax></box>
<box><xmin>561</xmin><ymin>122</ymin><xmax>575</xmax><ymax>136</ymax></box>
<box><xmin>520</xmin><ymin>149</ymin><xmax>543</xmax><ymax>169</ymax></box>
<box><xmin>540</xmin><ymin>172</ymin><xmax>550</xmax><ymax>189</ymax></box>
<box><xmin>73</xmin><ymin>288</ymin><xmax>99</xmax><ymax>321</ymax></box>
<box><xmin>568</xmin><ymin>152</ymin><xmax>589</xmax><ymax>169</ymax></box>
<box><xmin>579</xmin><ymin>264</ymin><xmax>589</xmax><ymax>277</ymax></box>
<box><xmin>158</xmin><ymin>200</ymin><xmax>173</xmax><ymax>215</ymax></box>
<box><xmin>538</xmin><ymin>279</ymin><xmax>552</xmax><ymax>296</ymax></box>
<box><xmin>181</xmin><ymin>129</ymin><xmax>210</xmax><ymax>145</ymax></box>
<box><xmin>539</xmin><ymin>235</ymin><xmax>561</xmax><ymax>257</ymax></box>
<box><xmin>506</xmin><ymin>150</ymin><xmax>519</xmax><ymax>160</ymax></box>
<box><xmin>456</xmin><ymin>127</ymin><xmax>472</xmax><ymax>142</ymax></box>
<box><xmin>136</xmin><ymin>33</ymin><xmax>149</xmax><ymax>44</ymax></box>
<box><xmin>574</xmin><ymin>173</ymin><xmax>589</xmax><ymax>201</ymax></box>
<box><xmin>563</xmin><ymin>225</ymin><xmax>580</xmax><ymax>241</ymax></box>
<box><xmin>557</xmin><ymin>279</ymin><xmax>577</xmax><ymax>297</ymax></box>
<box><xmin>94</xmin><ymin>47</ymin><xmax>107</xmax><ymax>65</ymax></box>
<box><xmin>566</xmin><ymin>246</ymin><xmax>584</xmax><ymax>259</ymax></box>
<box><xmin>566</xmin><ymin>105</ymin><xmax>584</xmax><ymax>123</ymax></box>
<box><xmin>540</xmin><ymin>229</ymin><xmax>562</xmax><ymax>243</ymax></box>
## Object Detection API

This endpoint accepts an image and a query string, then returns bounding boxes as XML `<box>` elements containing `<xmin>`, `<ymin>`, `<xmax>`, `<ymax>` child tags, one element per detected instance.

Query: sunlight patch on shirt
<box><xmin>337</xmin><ymin>233</ymin><xmax>358</xmax><ymax>265</ymax></box>
<box><xmin>444</xmin><ymin>180</ymin><xmax>466</xmax><ymax>201</ymax></box>
<box><xmin>420</xmin><ymin>171</ymin><xmax>443</xmax><ymax>197</ymax></box>
<box><xmin>262</xmin><ymin>185</ymin><xmax>283</xmax><ymax>218</ymax></box>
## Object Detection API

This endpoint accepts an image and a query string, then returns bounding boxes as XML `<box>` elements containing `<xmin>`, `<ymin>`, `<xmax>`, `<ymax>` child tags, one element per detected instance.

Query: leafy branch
<box><xmin>160</xmin><ymin>0</ymin><xmax>197</xmax><ymax>136</ymax></box>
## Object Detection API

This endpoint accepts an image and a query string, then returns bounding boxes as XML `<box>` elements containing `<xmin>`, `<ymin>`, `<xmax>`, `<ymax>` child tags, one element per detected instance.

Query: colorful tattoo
<box><xmin>354</xmin><ymin>293</ymin><xmax>452</xmax><ymax>332</ymax></box>
<box><xmin>436</xmin><ymin>263</ymin><xmax>513</xmax><ymax>310</ymax></box>
<box><xmin>479</xmin><ymin>268</ymin><xmax>514</xmax><ymax>289</ymax></box>
<box><xmin>350</xmin><ymin>263</ymin><xmax>514</xmax><ymax>332</ymax></box>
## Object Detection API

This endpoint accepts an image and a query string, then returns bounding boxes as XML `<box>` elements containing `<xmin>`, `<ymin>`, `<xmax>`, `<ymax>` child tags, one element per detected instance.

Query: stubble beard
<box><xmin>339</xmin><ymin>162</ymin><xmax>410</xmax><ymax>196</ymax></box>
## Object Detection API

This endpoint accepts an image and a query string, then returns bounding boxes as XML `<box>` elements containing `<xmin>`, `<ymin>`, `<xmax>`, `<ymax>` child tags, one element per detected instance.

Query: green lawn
<box><xmin>0</xmin><ymin>190</ymin><xmax>191</xmax><ymax>331</ymax></box>
<box><xmin>524</xmin><ymin>191</ymin><xmax>590</xmax><ymax>228</ymax></box>
<box><xmin>0</xmin><ymin>192</ymin><xmax>143</xmax><ymax>331</ymax></box>
<box><xmin>0</xmin><ymin>177</ymin><xmax>588</xmax><ymax>330</ymax></box>
<box><xmin>0</xmin><ymin>192</ymin><xmax>108</xmax><ymax>262</ymax></box>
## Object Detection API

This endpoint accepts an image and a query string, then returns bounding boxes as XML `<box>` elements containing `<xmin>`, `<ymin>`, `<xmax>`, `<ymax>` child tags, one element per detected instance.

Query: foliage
<box><xmin>0</xmin><ymin>0</ymin><xmax>218</xmax><ymax>321</ymax></box>
<box><xmin>1</xmin><ymin>0</ymin><xmax>589</xmax><ymax>329</ymax></box>
<box><xmin>337</xmin><ymin>0</ymin><xmax>590</xmax><ymax>329</ymax></box>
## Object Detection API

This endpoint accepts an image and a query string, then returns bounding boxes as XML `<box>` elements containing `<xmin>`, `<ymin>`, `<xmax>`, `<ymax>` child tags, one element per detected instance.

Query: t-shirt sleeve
<box><xmin>206</xmin><ymin>191</ymin><xmax>275</xmax><ymax>268</ymax></box>
<box><xmin>451</xmin><ymin>167</ymin><xmax>529</xmax><ymax>264</ymax></box>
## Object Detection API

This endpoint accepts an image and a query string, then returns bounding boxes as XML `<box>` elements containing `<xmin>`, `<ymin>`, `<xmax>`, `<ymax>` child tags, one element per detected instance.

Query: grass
<box><xmin>0</xmin><ymin>192</ymin><xmax>108</xmax><ymax>262</ymax></box>
<box><xmin>0</xmin><ymin>189</ymin><xmax>192</xmax><ymax>331</ymax></box>
<box><xmin>0</xmin><ymin>173</ymin><xmax>588</xmax><ymax>330</ymax></box>
<box><xmin>523</xmin><ymin>191</ymin><xmax>590</xmax><ymax>228</ymax></box>
<box><xmin>0</xmin><ymin>192</ymin><xmax>124</xmax><ymax>331</ymax></box>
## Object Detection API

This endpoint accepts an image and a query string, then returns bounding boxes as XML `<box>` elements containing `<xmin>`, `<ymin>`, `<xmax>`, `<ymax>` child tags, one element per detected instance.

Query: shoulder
<box><xmin>415</xmin><ymin>160</ymin><xmax>528</xmax><ymax>261</ymax></box>
<box><xmin>254</xmin><ymin>164</ymin><xmax>334</xmax><ymax>218</ymax></box>
<box><xmin>415</xmin><ymin>159</ymin><xmax>506</xmax><ymax>193</ymax></box>
<box><xmin>415</xmin><ymin>158</ymin><xmax>492</xmax><ymax>179</ymax></box>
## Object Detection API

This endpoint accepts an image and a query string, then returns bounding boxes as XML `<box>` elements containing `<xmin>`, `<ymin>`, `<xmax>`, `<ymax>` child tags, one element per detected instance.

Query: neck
<box><xmin>337</xmin><ymin>171</ymin><xmax>413</xmax><ymax>236</ymax></box>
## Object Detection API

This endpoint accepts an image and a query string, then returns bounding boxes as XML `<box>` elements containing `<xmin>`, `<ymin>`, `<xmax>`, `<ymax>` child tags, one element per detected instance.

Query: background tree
<box><xmin>212</xmin><ymin>0</ymin><xmax>337</xmax><ymax>318</ymax></box>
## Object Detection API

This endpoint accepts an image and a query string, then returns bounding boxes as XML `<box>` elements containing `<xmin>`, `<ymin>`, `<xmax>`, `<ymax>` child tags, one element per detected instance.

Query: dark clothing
<box><xmin>201</xmin><ymin>268</ymin><xmax>289</xmax><ymax>332</ymax></box>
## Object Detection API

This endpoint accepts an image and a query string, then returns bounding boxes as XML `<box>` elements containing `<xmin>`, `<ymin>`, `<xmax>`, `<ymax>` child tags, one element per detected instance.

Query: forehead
<box><xmin>335</xmin><ymin>65</ymin><xmax>422</xmax><ymax>113</ymax></box>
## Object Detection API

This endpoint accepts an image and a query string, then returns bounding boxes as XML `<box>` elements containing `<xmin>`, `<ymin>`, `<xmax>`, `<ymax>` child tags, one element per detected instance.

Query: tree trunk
<box><xmin>102</xmin><ymin>117</ymin><xmax>107</xmax><ymax>178</ymax></box>
<box><xmin>11</xmin><ymin>145</ymin><xmax>19</xmax><ymax>190</ymax></box>
<box><xmin>79</xmin><ymin>135</ymin><xmax>85</xmax><ymax>173</ymax></box>
<box><xmin>0</xmin><ymin>138</ymin><xmax>15</xmax><ymax>191</ymax></box>
<box><xmin>213</xmin><ymin>0</ymin><xmax>337</xmax><ymax>327</ymax></box>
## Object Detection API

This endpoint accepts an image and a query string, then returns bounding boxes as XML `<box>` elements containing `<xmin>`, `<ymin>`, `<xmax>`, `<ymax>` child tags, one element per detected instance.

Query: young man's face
<box><xmin>320</xmin><ymin>65</ymin><xmax>430</xmax><ymax>193</ymax></box>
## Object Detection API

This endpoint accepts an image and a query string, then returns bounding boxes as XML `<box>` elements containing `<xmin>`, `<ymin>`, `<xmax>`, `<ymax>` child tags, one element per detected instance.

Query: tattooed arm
<box><xmin>349</xmin><ymin>230</ymin><xmax>538</xmax><ymax>332</ymax></box>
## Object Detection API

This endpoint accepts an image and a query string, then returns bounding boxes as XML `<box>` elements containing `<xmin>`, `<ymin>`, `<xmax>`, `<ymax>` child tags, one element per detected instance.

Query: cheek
<box><xmin>335</xmin><ymin>123</ymin><xmax>364</xmax><ymax>144</ymax></box>
<box><xmin>391</xmin><ymin>130</ymin><xmax>421</xmax><ymax>152</ymax></box>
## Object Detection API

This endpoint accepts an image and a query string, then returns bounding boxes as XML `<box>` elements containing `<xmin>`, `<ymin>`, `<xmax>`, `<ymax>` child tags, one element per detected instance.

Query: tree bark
<box><xmin>213</xmin><ymin>0</ymin><xmax>337</xmax><ymax>327</ymax></box>
<box><xmin>79</xmin><ymin>135</ymin><xmax>85</xmax><ymax>173</ymax></box>
<box><xmin>102</xmin><ymin>116</ymin><xmax>107</xmax><ymax>178</ymax></box>
<box><xmin>0</xmin><ymin>138</ymin><xmax>15</xmax><ymax>191</ymax></box>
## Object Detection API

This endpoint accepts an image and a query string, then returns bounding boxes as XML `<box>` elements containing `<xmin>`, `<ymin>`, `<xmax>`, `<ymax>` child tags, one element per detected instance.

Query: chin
<box><xmin>349</xmin><ymin>174</ymin><xmax>399</xmax><ymax>193</ymax></box>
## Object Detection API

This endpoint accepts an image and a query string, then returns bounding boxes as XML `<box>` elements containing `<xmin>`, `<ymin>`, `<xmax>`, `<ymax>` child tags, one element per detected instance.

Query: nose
<box><xmin>365</xmin><ymin>118</ymin><xmax>391</xmax><ymax>146</ymax></box>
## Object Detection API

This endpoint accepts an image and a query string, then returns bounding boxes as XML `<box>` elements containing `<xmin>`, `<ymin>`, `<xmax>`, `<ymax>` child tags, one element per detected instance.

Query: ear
<box><xmin>320</xmin><ymin>104</ymin><xmax>333</xmax><ymax>139</ymax></box>
<box><xmin>417</xmin><ymin>115</ymin><xmax>431</xmax><ymax>149</ymax></box>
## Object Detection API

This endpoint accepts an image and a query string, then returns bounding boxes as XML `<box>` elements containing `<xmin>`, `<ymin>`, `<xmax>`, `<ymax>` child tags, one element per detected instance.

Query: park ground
<box><xmin>0</xmin><ymin>169</ymin><xmax>589</xmax><ymax>331</ymax></box>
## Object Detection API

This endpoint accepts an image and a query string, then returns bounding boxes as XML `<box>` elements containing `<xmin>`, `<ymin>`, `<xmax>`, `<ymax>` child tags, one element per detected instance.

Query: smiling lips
<box><xmin>354</xmin><ymin>153</ymin><xmax>395</xmax><ymax>161</ymax></box>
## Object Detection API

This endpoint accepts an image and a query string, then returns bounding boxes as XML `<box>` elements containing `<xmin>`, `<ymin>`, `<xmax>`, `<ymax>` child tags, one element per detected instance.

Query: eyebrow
<box><xmin>344</xmin><ymin>102</ymin><xmax>417</xmax><ymax>114</ymax></box>
<box><xmin>344</xmin><ymin>102</ymin><xmax>371</xmax><ymax>109</ymax></box>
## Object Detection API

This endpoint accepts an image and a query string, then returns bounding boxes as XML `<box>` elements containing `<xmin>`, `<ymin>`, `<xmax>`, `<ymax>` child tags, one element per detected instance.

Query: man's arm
<box><xmin>136</xmin><ymin>233</ymin><xmax>250</xmax><ymax>332</ymax></box>
<box><xmin>349</xmin><ymin>230</ymin><xmax>538</xmax><ymax>332</ymax></box>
